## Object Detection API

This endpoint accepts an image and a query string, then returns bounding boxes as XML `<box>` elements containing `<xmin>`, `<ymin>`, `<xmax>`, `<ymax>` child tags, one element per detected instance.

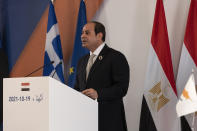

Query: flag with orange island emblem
<box><xmin>176</xmin><ymin>73</ymin><xmax>197</xmax><ymax>117</ymax></box>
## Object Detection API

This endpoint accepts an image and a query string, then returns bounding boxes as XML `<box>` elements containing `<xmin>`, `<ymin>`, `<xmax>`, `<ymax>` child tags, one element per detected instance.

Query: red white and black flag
<box><xmin>140</xmin><ymin>0</ymin><xmax>181</xmax><ymax>130</ymax></box>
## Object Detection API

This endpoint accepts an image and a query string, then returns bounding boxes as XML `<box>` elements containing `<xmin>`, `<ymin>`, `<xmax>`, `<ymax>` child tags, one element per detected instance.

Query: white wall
<box><xmin>93</xmin><ymin>0</ymin><xmax>190</xmax><ymax>130</ymax></box>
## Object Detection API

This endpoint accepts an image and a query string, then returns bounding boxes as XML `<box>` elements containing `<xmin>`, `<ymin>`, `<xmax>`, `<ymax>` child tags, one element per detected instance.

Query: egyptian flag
<box><xmin>176</xmin><ymin>0</ymin><xmax>197</xmax><ymax>130</ymax></box>
<box><xmin>0</xmin><ymin>39</ymin><xmax>9</xmax><ymax>125</ymax></box>
<box><xmin>139</xmin><ymin>0</ymin><xmax>181</xmax><ymax>130</ymax></box>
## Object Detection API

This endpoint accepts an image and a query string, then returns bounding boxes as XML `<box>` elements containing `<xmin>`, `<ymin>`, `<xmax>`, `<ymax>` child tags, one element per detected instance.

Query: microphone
<box><xmin>51</xmin><ymin>61</ymin><xmax>62</xmax><ymax>78</ymax></box>
<box><xmin>25</xmin><ymin>61</ymin><xmax>54</xmax><ymax>77</ymax></box>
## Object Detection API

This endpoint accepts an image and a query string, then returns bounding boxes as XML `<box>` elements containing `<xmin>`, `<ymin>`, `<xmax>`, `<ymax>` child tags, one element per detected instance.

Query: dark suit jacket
<box><xmin>0</xmin><ymin>48</ymin><xmax>9</xmax><ymax>124</ymax></box>
<box><xmin>74</xmin><ymin>45</ymin><xmax>130</xmax><ymax>131</ymax></box>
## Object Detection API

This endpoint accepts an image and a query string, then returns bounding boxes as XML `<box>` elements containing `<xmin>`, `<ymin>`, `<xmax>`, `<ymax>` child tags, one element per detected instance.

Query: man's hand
<box><xmin>82</xmin><ymin>88</ymin><xmax>98</xmax><ymax>100</ymax></box>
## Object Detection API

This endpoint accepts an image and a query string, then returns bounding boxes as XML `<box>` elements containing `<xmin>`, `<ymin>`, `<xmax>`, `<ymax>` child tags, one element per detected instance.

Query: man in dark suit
<box><xmin>74</xmin><ymin>21</ymin><xmax>130</xmax><ymax>131</ymax></box>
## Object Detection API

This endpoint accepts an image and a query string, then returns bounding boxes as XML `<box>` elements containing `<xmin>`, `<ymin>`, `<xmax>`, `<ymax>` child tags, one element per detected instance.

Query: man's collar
<box><xmin>90</xmin><ymin>43</ymin><xmax>105</xmax><ymax>56</ymax></box>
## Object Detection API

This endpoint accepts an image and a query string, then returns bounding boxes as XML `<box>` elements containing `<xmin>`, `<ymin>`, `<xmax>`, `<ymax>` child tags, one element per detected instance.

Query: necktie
<box><xmin>86</xmin><ymin>54</ymin><xmax>96</xmax><ymax>80</ymax></box>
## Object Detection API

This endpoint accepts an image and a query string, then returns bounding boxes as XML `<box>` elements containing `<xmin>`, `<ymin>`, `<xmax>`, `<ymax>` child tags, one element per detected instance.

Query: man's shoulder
<box><xmin>76</xmin><ymin>53</ymin><xmax>89</xmax><ymax>65</ymax></box>
<box><xmin>107</xmin><ymin>47</ymin><xmax>126</xmax><ymax>59</ymax></box>
<box><xmin>107</xmin><ymin>47</ymin><xmax>129</xmax><ymax>70</ymax></box>
<box><xmin>81</xmin><ymin>53</ymin><xmax>89</xmax><ymax>59</ymax></box>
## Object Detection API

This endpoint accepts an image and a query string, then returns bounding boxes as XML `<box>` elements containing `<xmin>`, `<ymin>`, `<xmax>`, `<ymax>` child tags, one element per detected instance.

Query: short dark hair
<box><xmin>89</xmin><ymin>21</ymin><xmax>106</xmax><ymax>42</ymax></box>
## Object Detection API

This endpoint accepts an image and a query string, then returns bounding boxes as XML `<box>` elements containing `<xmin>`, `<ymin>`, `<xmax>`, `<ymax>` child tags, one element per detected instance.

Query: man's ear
<box><xmin>97</xmin><ymin>32</ymin><xmax>103</xmax><ymax>41</ymax></box>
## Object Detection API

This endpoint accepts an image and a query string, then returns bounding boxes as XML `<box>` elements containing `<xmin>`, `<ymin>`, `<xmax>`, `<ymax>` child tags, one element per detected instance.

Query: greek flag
<box><xmin>43</xmin><ymin>1</ymin><xmax>65</xmax><ymax>84</ymax></box>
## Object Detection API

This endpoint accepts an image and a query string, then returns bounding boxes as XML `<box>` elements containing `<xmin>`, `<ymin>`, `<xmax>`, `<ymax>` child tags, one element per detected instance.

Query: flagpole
<box><xmin>191</xmin><ymin>69</ymin><xmax>195</xmax><ymax>131</ymax></box>
<box><xmin>191</xmin><ymin>112</ymin><xmax>195</xmax><ymax>131</ymax></box>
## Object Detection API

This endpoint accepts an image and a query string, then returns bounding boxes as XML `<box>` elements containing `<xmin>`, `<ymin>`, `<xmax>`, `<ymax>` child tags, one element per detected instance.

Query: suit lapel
<box><xmin>87</xmin><ymin>45</ymin><xmax>110</xmax><ymax>81</ymax></box>
<box><xmin>82</xmin><ymin>55</ymin><xmax>89</xmax><ymax>84</ymax></box>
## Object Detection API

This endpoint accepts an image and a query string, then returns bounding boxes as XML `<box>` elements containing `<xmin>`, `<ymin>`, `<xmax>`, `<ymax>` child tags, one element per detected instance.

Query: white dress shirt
<box><xmin>89</xmin><ymin>43</ymin><xmax>105</xmax><ymax>63</ymax></box>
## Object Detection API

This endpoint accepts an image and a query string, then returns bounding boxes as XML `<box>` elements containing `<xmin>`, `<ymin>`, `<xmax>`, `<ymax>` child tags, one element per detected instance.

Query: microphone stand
<box><xmin>51</xmin><ymin>61</ymin><xmax>62</xmax><ymax>78</ymax></box>
<box><xmin>25</xmin><ymin>61</ymin><xmax>54</xmax><ymax>77</ymax></box>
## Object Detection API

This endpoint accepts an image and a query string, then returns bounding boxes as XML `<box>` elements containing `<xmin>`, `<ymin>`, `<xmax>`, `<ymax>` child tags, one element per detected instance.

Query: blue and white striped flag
<box><xmin>43</xmin><ymin>1</ymin><xmax>65</xmax><ymax>84</ymax></box>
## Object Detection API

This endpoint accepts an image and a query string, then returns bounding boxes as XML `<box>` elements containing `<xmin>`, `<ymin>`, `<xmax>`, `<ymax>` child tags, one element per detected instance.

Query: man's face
<box><xmin>81</xmin><ymin>23</ymin><xmax>100</xmax><ymax>51</ymax></box>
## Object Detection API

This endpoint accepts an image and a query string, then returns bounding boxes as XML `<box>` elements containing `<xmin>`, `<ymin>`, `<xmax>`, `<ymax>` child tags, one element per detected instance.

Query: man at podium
<box><xmin>74</xmin><ymin>21</ymin><xmax>130</xmax><ymax>131</ymax></box>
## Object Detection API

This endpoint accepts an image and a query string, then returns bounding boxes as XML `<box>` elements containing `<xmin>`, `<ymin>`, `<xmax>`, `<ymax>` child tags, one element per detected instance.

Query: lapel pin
<box><xmin>99</xmin><ymin>56</ymin><xmax>103</xmax><ymax>60</ymax></box>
